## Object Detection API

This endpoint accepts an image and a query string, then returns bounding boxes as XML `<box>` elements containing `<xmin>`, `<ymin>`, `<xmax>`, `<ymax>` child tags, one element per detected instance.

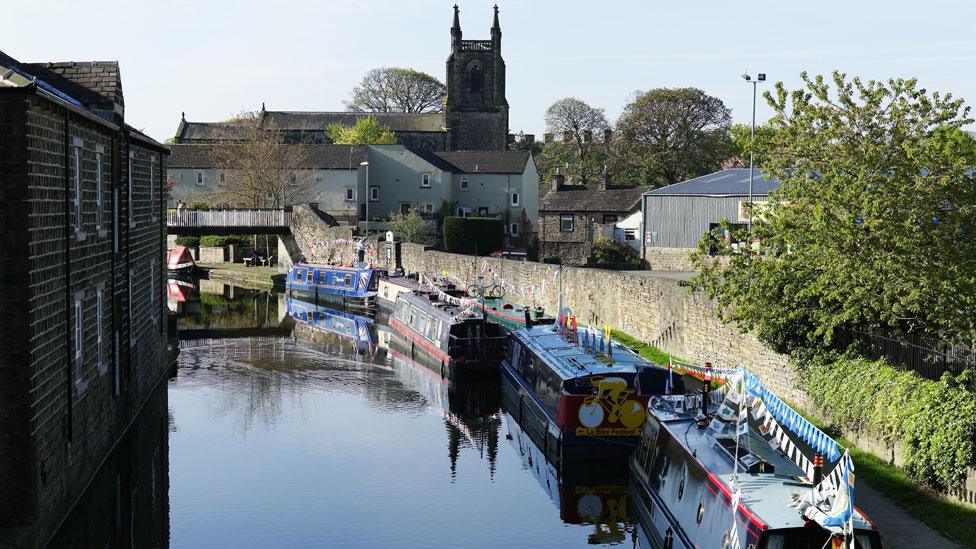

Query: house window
<box><xmin>345</xmin><ymin>188</ymin><xmax>355</xmax><ymax>201</ymax></box>
<box><xmin>74</xmin><ymin>294</ymin><xmax>85</xmax><ymax>393</ymax></box>
<box><xmin>128</xmin><ymin>151</ymin><xmax>135</xmax><ymax>228</ymax></box>
<box><xmin>72</xmin><ymin>141</ymin><xmax>83</xmax><ymax>238</ymax></box>
<box><xmin>113</xmin><ymin>187</ymin><xmax>120</xmax><ymax>254</ymax></box>
<box><xmin>510</xmin><ymin>192</ymin><xmax>520</xmax><ymax>207</ymax></box>
<box><xmin>150</xmin><ymin>155</ymin><xmax>156</xmax><ymax>219</ymax></box>
<box><xmin>127</xmin><ymin>271</ymin><xmax>133</xmax><ymax>349</ymax></box>
<box><xmin>219</xmin><ymin>171</ymin><xmax>226</xmax><ymax>184</ymax></box>
<box><xmin>511</xmin><ymin>223</ymin><xmax>519</xmax><ymax>237</ymax></box>
<box><xmin>456</xmin><ymin>207</ymin><xmax>471</xmax><ymax>217</ymax></box>
<box><xmin>421</xmin><ymin>173</ymin><xmax>431</xmax><ymax>188</ymax></box>
<box><xmin>423</xmin><ymin>203</ymin><xmax>434</xmax><ymax>214</ymax></box>
<box><xmin>150</xmin><ymin>259</ymin><xmax>157</xmax><ymax>324</ymax></box>
<box><xmin>459</xmin><ymin>177</ymin><xmax>469</xmax><ymax>191</ymax></box>
<box><xmin>603</xmin><ymin>214</ymin><xmax>618</xmax><ymax>224</ymax></box>
<box><xmin>195</xmin><ymin>172</ymin><xmax>204</xmax><ymax>186</ymax></box>
<box><xmin>97</xmin><ymin>287</ymin><xmax>105</xmax><ymax>372</ymax></box>
<box><xmin>560</xmin><ymin>214</ymin><xmax>575</xmax><ymax>232</ymax></box>
<box><xmin>95</xmin><ymin>149</ymin><xmax>104</xmax><ymax>232</ymax></box>
<box><xmin>290</xmin><ymin>172</ymin><xmax>298</xmax><ymax>185</ymax></box>
<box><xmin>369</xmin><ymin>186</ymin><xmax>379</xmax><ymax>202</ymax></box>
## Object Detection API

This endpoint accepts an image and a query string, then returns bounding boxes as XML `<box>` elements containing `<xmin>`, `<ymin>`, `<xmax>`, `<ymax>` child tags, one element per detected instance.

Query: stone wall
<box><xmin>289</xmin><ymin>205</ymin><xmax>379</xmax><ymax>267</ymax></box>
<box><xmin>643</xmin><ymin>246</ymin><xmax>698</xmax><ymax>272</ymax></box>
<box><xmin>396</xmin><ymin>243</ymin><xmax>806</xmax><ymax>407</ymax></box>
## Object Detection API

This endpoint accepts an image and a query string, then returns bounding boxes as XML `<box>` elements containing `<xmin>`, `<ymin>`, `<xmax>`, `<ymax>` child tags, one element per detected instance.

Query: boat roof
<box><xmin>512</xmin><ymin>324</ymin><xmax>659</xmax><ymax>380</ymax></box>
<box><xmin>294</xmin><ymin>263</ymin><xmax>382</xmax><ymax>272</ymax></box>
<box><xmin>649</xmin><ymin>406</ymin><xmax>873</xmax><ymax>532</ymax></box>
<box><xmin>398</xmin><ymin>291</ymin><xmax>484</xmax><ymax>324</ymax></box>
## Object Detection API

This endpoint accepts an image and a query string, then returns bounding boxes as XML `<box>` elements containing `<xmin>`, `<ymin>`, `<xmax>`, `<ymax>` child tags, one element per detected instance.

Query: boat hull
<box><xmin>388</xmin><ymin>316</ymin><xmax>497</xmax><ymax>380</ymax></box>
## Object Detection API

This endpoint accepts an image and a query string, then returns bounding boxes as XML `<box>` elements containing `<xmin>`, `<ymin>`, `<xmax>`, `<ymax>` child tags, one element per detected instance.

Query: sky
<box><xmin>6</xmin><ymin>0</ymin><xmax>976</xmax><ymax>143</ymax></box>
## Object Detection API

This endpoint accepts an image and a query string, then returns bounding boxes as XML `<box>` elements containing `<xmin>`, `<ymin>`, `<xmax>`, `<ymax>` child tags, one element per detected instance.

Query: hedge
<box><xmin>199</xmin><ymin>235</ymin><xmax>247</xmax><ymax>248</ymax></box>
<box><xmin>442</xmin><ymin>216</ymin><xmax>503</xmax><ymax>255</ymax></box>
<box><xmin>806</xmin><ymin>356</ymin><xmax>976</xmax><ymax>494</ymax></box>
<box><xmin>174</xmin><ymin>236</ymin><xmax>199</xmax><ymax>247</ymax></box>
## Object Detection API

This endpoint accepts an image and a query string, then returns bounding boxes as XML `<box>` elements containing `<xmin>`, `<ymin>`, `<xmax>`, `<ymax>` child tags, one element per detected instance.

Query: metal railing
<box><xmin>167</xmin><ymin>208</ymin><xmax>292</xmax><ymax>229</ymax></box>
<box><xmin>834</xmin><ymin>327</ymin><xmax>976</xmax><ymax>380</ymax></box>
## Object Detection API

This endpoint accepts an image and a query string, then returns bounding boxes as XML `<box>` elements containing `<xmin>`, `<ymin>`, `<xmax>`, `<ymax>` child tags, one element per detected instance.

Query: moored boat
<box><xmin>388</xmin><ymin>289</ymin><xmax>506</xmax><ymax>380</ymax></box>
<box><xmin>286</xmin><ymin>263</ymin><xmax>386</xmax><ymax>309</ymax></box>
<box><xmin>630</xmin><ymin>369</ymin><xmax>882</xmax><ymax>549</ymax></box>
<box><xmin>166</xmin><ymin>245</ymin><xmax>197</xmax><ymax>273</ymax></box>
<box><xmin>475</xmin><ymin>297</ymin><xmax>553</xmax><ymax>333</ymax></box>
<box><xmin>502</xmin><ymin>321</ymin><xmax>683</xmax><ymax>466</ymax></box>
<box><xmin>286</xmin><ymin>296</ymin><xmax>377</xmax><ymax>354</ymax></box>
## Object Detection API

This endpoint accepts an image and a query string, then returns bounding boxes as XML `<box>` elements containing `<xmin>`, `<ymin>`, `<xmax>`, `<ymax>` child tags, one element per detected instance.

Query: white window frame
<box><xmin>420</xmin><ymin>173</ymin><xmax>431</xmax><ymax>188</ymax></box>
<box><xmin>560</xmin><ymin>213</ymin><xmax>575</xmax><ymax>232</ymax></box>
<box><xmin>113</xmin><ymin>187</ymin><xmax>120</xmax><ymax>254</ymax></box>
<box><xmin>128</xmin><ymin>151</ymin><xmax>136</xmax><ymax>228</ymax></box>
<box><xmin>511</xmin><ymin>222</ymin><xmax>519</xmax><ymax>237</ymax></box>
<box><xmin>150</xmin><ymin>155</ymin><xmax>156</xmax><ymax>220</ymax></box>
<box><xmin>74</xmin><ymin>293</ymin><xmax>87</xmax><ymax>394</ymax></box>
<box><xmin>369</xmin><ymin>186</ymin><xmax>379</xmax><ymax>202</ymax></box>
<box><xmin>72</xmin><ymin>138</ymin><xmax>85</xmax><ymax>240</ymax></box>
<box><xmin>96</xmin><ymin>285</ymin><xmax>107</xmax><ymax>374</ymax></box>
<box><xmin>345</xmin><ymin>188</ymin><xmax>355</xmax><ymax>201</ymax></box>
<box><xmin>150</xmin><ymin>259</ymin><xmax>157</xmax><ymax>325</ymax></box>
<box><xmin>95</xmin><ymin>146</ymin><xmax>104</xmax><ymax>233</ymax></box>
<box><xmin>459</xmin><ymin>177</ymin><xmax>469</xmax><ymax>191</ymax></box>
<box><xmin>195</xmin><ymin>171</ymin><xmax>204</xmax><ymax>186</ymax></box>
<box><xmin>510</xmin><ymin>191</ymin><xmax>520</xmax><ymax>207</ymax></box>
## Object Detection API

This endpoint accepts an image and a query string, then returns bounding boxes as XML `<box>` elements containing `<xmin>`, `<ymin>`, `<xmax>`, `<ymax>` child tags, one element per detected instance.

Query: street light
<box><xmin>741</xmin><ymin>71</ymin><xmax>766</xmax><ymax>233</ymax></box>
<box><xmin>360</xmin><ymin>161</ymin><xmax>369</xmax><ymax>235</ymax></box>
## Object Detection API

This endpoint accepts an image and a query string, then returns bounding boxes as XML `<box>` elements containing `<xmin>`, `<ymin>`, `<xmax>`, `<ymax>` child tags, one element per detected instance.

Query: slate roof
<box><xmin>433</xmin><ymin>150</ymin><xmax>531</xmax><ymax>174</ymax></box>
<box><xmin>21</xmin><ymin>60</ymin><xmax>124</xmax><ymax>110</ymax></box>
<box><xmin>265</xmin><ymin>111</ymin><xmax>446</xmax><ymax>133</ymax></box>
<box><xmin>168</xmin><ymin>144</ymin><xmax>366</xmax><ymax>169</ymax></box>
<box><xmin>646</xmin><ymin>168</ymin><xmax>780</xmax><ymax>197</ymax></box>
<box><xmin>541</xmin><ymin>185</ymin><xmax>648</xmax><ymax>213</ymax></box>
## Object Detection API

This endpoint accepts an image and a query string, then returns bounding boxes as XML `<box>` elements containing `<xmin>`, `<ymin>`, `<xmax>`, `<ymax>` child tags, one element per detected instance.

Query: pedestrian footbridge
<box><xmin>167</xmin><ymin>208</ymin><xmax>292</xmax><ymax>236</ymax></box>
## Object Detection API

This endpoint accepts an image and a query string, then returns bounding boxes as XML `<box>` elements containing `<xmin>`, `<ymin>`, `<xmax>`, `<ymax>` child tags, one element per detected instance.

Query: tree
<box><xmin>541</xmin><ymin>98</ymin><xmax>610</xmax><ymax>186</ymax></box>
<box><xmin>689</xmin><ymin>72</ymin><xmax>976</xmax><ymax>354</ymax></box>
<box><xmin>389</xmin><ymin>210</ymin><xmax>437</xmax><ymax>246</ymax></box>
<box><xmin>612</xmin><ymin>88</ymin><xmax>732</xmax><ymax>187</ymax></box>
<box><xmin>345</xmin><ymin>67</ymin><xmax>446</xmax><ymax>113</ymax></box>
<box><xmin>725</xmin><ymin>122</ymin><xmax>778</xmax><ymax>168</ymax></box>
<box><xmin>208</xmin><ymin>111</ymin><xmax>314</xmax><ymax>208</ymax></box>
<box><xmin>326</xmin><ymin>115</ymin><xmax>397</xmax><ymax>145</ymax></box>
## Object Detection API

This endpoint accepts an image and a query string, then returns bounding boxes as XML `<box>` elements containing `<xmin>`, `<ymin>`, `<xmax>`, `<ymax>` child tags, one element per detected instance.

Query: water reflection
<box><xmin>48</xmin><ymin>383</ymin><xmax>170</xmax><ymax>548</ymax></box>
<box><xmin>165</xmin><ymin>279</ymin><xmax>640</xmax><ymax>547</ymax></box>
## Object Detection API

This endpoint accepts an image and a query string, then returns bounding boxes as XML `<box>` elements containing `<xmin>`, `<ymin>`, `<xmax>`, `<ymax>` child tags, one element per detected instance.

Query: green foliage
<box><xmin>689</xmin><ymin>72</ymin><xmax>976</xmax><ymax>353</ymax></box>
<box><xmin>590</xmin><ymin>236</ymin><xmax>640</xmax><ymax>265</ymax></box>
<box><xmin>442</xmin><ymin>217</ymin><xmax>503</xmax><ymax>255</ymax></box>
<box><xmin>174</xmin><ymin>236</ymin><xmax>200</xmax><ymax>248</ymax></box>
<box><xmin>612</xmin><ymin>87</ymin><xmax>732</xmax><ymax>187</ymax></box>
<box><xmin>610</xmin><ymin>330</ymin><xmax>689</xmax><ymax>366</ymax></box>
<box><xmin>807</xmin><ymin>356</ymin><xmax>976</xmax><ymax>494</ymax></box>
<box><xmin>727</xmin><ymin>122</ymin><xmax>778</xmax><ymax>167</ymax></box>
<box><xmin>326</xmin><ymin>115</ymin><xmax>397</xmax><ymax>144</ymax></box>
<box><xmin>389</xmin><ymin>210</ymin><xmax>436</xmax><ymax>246</ymax></box>
<box><xmin>199</xmin><ymin>235</ymin><xmax>247</xmax><ymax>248</ymax></box>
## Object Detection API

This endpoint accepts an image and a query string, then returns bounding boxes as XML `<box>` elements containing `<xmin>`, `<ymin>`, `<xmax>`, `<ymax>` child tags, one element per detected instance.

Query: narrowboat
<box><xmin>630</xmin><ymin>370</ymin><xmax>882</xmax><ymax>549</ymax></box>
<box><xmin>502</xmin><ymin>322</ymin><xmax>684</xmax><ymax>466</ymax></box>
<box><xmin>286</xmin><ymin>263</ymin><xmax>386</xmax><ymax>309</ymax></box>
<box><xmin>503</xmin><ymin>411</ymin><xmax>633</xmax><ymax>545</ymax></box>
<box><xmin>475</xmin><ymin>297</ymin><xmax>553</xmax><ymax>333</ymax></box>
<box><xmin>388</xmin><ymin>290</ymin><xmax>506</xmax><ymax>380</ymax></box>
<box><xmin>166</xmin><ymin>245</ymin><xmax>197</xmax><ymax>273</ymax></box>
<box><xmin>286</xmin><ymin>296</ymin><xmax>377</xmax><ymax>355</ymax></box>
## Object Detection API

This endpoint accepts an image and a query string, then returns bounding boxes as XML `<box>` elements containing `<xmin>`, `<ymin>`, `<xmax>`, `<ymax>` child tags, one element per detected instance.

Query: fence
<box><xmin>834</xmin><ymin>327</ymin><xmax>976</xmax><ymax>380</ymax></box>
<box><xmin>167</xmin><ymin>208</ymin><xmax>292</xmax><ymax>229</ymax></box>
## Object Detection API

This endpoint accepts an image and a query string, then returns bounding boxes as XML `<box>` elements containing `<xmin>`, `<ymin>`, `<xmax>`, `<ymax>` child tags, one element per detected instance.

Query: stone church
<box><xmin>174</xmin><ymin>5</ymin><xmax>509</xmax><ymax>151</ymax></box>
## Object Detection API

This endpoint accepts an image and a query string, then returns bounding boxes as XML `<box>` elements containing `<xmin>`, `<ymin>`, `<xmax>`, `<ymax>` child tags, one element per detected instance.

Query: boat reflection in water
<box><xmin>503</xmin><ymin>383</ymin><xmax>634</xmax><ymax>546</ymax></box>
<box><xmin>287</xmin><ymin>296</ymin><xmax>379</xmax><ymax>358</ymax></box>
<box><xmin>390</xmin><ymin>347</ymin><xmax>502</xmax><ymax>478</ymax></box>
<box><xmin>47</xmin><ymin>382</ymin><xmax>170</xmax><ymax>549</ymax></box>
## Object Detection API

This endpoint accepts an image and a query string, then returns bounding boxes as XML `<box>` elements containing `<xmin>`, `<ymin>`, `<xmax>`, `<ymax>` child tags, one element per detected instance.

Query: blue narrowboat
<box><xmin>286</xmin><ymin>263</ymin><xmax>386</xmax><ymax>309</ymax></box>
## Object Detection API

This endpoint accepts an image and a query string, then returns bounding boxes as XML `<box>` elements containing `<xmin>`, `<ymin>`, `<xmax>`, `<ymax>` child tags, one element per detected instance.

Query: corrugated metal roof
<box><xmin>646</xmin><ymin>168</ymin><xmax>780</xmax><ymax>197</ymax></box>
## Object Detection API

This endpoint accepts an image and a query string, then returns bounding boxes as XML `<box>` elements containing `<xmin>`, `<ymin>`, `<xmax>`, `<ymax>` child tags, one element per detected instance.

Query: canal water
<box><xmin>45</xmin><ymin>277</ymin><xmax>637</xmax><ymax>547</ymax></box>
<box><xmin>165</xmin><ymin>277</ymin><xmax>637</xmax><ymax>548</ymax></box>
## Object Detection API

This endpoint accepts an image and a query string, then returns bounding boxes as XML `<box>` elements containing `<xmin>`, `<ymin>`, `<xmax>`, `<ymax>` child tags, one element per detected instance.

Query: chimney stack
<box><xmin>600</xmin><ymin>165</ymin><xmax>610</xmax><ymax>190</ymax></box>
<box><xmin>551</xmin><ymin>168</ymin><xmax>565</xmax><ymax>192</ymax></box>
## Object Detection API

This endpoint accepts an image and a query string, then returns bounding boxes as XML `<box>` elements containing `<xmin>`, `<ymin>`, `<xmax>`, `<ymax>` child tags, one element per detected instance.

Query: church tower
<box><xmin>445</xmin><ymin>5</ymin><xmax>509</xmax><ymax>150</ymax></box>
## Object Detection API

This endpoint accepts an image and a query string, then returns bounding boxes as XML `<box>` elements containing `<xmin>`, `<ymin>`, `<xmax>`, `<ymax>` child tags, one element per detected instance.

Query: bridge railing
<box><xmin>167</xmin><ymin>208</ymin><xmax>292</xmax><ymax>228</ymax></box>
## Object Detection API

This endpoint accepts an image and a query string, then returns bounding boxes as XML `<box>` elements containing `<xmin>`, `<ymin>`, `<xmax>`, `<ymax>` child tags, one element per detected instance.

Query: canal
<box><xmin>165</xmin><ymin>277</ymin><xmax>635</xmax><ymax>548</ymax></box>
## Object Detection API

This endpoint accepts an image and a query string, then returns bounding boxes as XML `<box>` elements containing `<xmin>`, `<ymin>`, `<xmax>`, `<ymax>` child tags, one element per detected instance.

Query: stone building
<box><xmin>0</xmin><ymin>51</ymin><xmax>170</xmax><ymax>547</ymax></box>
<box><xmin>172</xmin><ymin>5</ymin><xmax>510</xmax><ymax>152</ymax></box>
<box><xmin>539</xmin><ymin>172</ymin><xmax>647</xmax><ymax>264</ymax></box>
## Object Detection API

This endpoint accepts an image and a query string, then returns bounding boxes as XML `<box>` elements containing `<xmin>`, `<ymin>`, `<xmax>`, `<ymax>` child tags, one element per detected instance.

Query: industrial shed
<box><xmin>641</xmin><ymin>168</ymin><xmax>781</xmax><ymax>251</ymax></box>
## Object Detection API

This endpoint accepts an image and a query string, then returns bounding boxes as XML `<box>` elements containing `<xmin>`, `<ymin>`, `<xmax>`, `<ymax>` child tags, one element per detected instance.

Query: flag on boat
<box><xmin>665</xmin><ymin>355</ymin><xmax>674</xmax><ymax>395</ymax></box>
<box><xmin>727</xmin><ymin>488</ymin><xmax>742</xmax><ymax>548</ymax></box>
<box><xmin>789</xmin><ymin>450</ymin><xmax>855</xmax><ymax>535</ymax></box>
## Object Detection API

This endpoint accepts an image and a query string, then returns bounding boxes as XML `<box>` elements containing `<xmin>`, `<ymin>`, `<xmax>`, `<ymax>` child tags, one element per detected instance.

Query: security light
<box><xmin>741</xmin><ymin>72</ymin><xmax>751</xmax><ymax>81</ymax></box>
<box><xmin>758</xmin><ymin>73</ymin><xmax>766</xmax><ymax>81</ymax></box>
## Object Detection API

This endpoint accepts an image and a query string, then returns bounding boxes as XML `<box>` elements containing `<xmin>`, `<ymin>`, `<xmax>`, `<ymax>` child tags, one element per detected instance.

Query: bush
<box><xmin>390</xmin><ymin>210</ymin><xmax>437</xmax><ymax>246</ymax></box>
<box><xmin>175</xmin><ymin>236</ymin><xmax>200</xmax><ymax>248</ymax></box>
<box><xmin>590</xmin><ymin>237</ymin><xmax>640</xmax><ymax>265</ymax></box>
<box><xmin>199</xmin><ymin>235</ymin><xmax>247</xmax><ymax>248</ymax></box>
<box><xmin>442</xmin><ymin>216</ymin><xmax>504</xmax><ymax>255</ymax></box>
<box><xmin>807</xmin><ymin>356</ymin><xmax>976</xmax><ymax>494</ymax></box>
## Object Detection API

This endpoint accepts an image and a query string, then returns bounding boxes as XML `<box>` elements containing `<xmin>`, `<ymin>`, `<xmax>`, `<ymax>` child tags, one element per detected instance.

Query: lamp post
<box><xmin>741</xmin><ymin>71</ymin><xmax>765</xmax><ymax>233</ymax></box>
<box><xmin>360</xmin><ymin>160</ymin><xmax>369</xmax><ymax>234</ymax></box>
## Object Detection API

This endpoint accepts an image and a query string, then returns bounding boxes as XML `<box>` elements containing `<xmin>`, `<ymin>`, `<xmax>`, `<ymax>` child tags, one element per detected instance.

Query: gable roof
<box><xmin>265</xmin><ymin>111</ymin><xmax>446</xmax><ymax>133</ymax></box>
<box><xmin>168</xmin><ymin>144</ymin><xmax>366</xmax><ymax>169</ymax></box>
<box><xmin>647</xmin><ymin>168</ymin><xmax>780</xmax><ymax>197</ymax></box>
<box><xmin>21</xmin><ymin>61</ymin><xmax>124</xmax><ymax>111</ymax></box>
<box><xmin>541</xmin><ymin>185</ymin><xmax>648</xmax><ymax>213</ymax></box>
<box><xmin>433</xmin><ymin>150</ymin><xmax>530</xmax><ymax>174</ymax></box>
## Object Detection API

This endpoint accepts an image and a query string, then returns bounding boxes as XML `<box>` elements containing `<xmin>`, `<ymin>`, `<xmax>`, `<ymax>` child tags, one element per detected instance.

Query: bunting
<box><xmin>480</xmin><ymin>260</ymin><xmax>560</xmax><ymax>298</ymax></box>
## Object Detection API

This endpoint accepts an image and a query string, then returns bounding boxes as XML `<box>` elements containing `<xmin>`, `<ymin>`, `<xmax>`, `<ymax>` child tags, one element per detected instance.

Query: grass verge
<box><xmin>610</xmin><ymin>329</ymin><xmax>687</xmax><ymax>365</ymax></box>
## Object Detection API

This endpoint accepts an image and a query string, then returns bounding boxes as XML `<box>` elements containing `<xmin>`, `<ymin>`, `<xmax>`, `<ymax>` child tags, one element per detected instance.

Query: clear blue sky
<box><xmin>7</xmin><ymin>0</ymin><xmax>976</xmax><ymax>142</ymax></box>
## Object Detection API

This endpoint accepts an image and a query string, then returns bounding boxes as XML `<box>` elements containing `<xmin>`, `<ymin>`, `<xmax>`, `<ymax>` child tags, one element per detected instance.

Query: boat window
<box><xmin>677</xmin><ymin>463</ymin><xmax>688</xmax><ymax>501</ymax></box>
<box><xmin>510</xmin><ymin>341</ymin><xmax>522</xmax><ymax>367</ymax></box>
<box><xmin>435</xmin><ymin>320</ymin><xmax>442</xmax><ymax>340</ymax></box>
<box><xmin>660</xmin><ymin>453</ymin><xmax>671</xmax><ymax>479</ymax></box>
<box><xmin>306</xmin><ymin>270</ymin><xmax>314</xmax><ymax>282</ymax></box>
<box><xmin>346</xmin><ymin>274</ymin><xmax>353</xmax><ymax>286</ymax></box>
<box><xmin>419</xmin><ymin>314</ymin><xmax>428</xmax><ymax>334</ymax></box>
<box><xmin>369</xmin><ymin>274</ymin><xmax>379</xmax><ymax>291</ymax></box>
<box><xmin>295</xmin><ymin>269</ymin><xmax>304</xmax><ymax>280</ymax></box>
<box><xmin>409</xmin><ymin>307</ymin><xmax>416</xmax><ymax>325</ymax></box>
<box><xmin>318</xmin><ymin>272</ymin><xmax>327</xmax><ymax>284</ymax></box>
<box><xmin>696</xmin><ymin>502</ymin><xmax>704</xmax><ymax>525</ymax></box>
